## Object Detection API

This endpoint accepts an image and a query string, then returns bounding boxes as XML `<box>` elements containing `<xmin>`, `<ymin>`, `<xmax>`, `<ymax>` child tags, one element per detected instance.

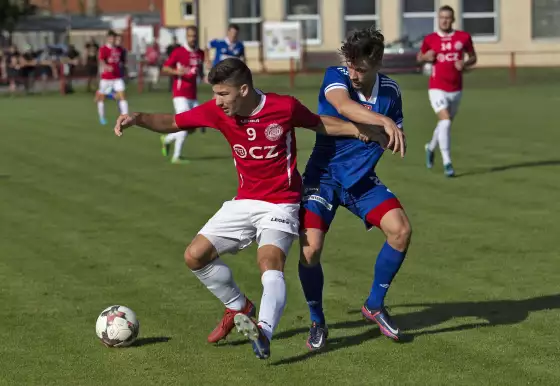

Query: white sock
<box><xmin>257</xmin><ymin>270</ymin><xmax>286</xmax><ymax>341</ymax></box>
<box><xmin>191</xmin><ymin>258</ymin><xmax>246</xmax><ymax>311</ymax></box>
<box><xmin>428</xmin><ymin>126</ymin><xmax>439</xmax><ymax>151</ymax></box>
<box><xmin>437</xmin><ymin>119</ymin><xmax>452</xmax><ymax>165</ymax></box>
<box><xmin>172</xmin><ymin>131</ymin><xmax>188</xmax><ymax>160</ymax></box>
<box><xmin>97</xmin><ymin>101</ymin><xmax>105</xmax><ymax>120</ymax></box>
<box><xmin>118</xmin><ymin>100</ymin><xmax>129</xmax><ymax>114</ymax></box>
<box><xmin>164</xmin><ymin>133</ymin><xmax>175</xmax><ymax>145</ymax></box>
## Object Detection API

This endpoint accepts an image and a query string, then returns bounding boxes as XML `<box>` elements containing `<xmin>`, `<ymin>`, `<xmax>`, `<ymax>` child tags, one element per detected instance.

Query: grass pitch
<box><xmin>1</xmin><ymin>69</ymin><xmax>559</xmax><ymax>385</ymax></box>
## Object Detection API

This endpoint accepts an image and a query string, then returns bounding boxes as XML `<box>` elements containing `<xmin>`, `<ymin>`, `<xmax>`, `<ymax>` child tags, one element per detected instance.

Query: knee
<box><xmin>386</xmin><ymin>219</ymin><xmax>412</xmax><ymax>252</ymax></box>
<box><xmin>300</xmin><ymin>239</ymin><xmax>323</xmax><ymax>267</ymax></box>
<box><xmin>184</xmin><ymin>240</ymin><xmax>214</xmax><ymax>270</ymax></box>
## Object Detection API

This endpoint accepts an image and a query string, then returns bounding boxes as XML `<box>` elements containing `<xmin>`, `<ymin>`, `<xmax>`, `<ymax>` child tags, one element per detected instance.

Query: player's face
<box><xmin>347</xmin><ymin>60</ymin><xmax>379</xmax><ymax>91</ymax></box>
<box><xmin>187</xmin><ymin>29</ymin><xmax>198</xmax><ymax>47</ymax></box>
<box><xmin>115</xmin><ymin>36</ymin><xmax>122</xmax><ymax>46</ymax></box>
<box><xmin>227</xmin><ymin>28</ymin><xmax>239</xmax><ymax>42</ymax></box>
<box><xmin>107</xmin><ymin>35</ymin><xmax>115</xmax><ymax>45</ymax></box>
<box><xmin>438</xmin><ymin>10</ymin><xmax>454</xmax><ymax>32</ymax></box>
<box><xmin>212</xmin><ymin>83</ymin><xmax>245</xmax><ymax>116</ymax></box>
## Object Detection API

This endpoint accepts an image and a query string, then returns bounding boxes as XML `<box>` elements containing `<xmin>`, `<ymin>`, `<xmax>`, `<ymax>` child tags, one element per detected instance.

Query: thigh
<box><xmin>301</xmin><ymin>165</ymin><xmax>342</xmax><ymax>232</ymax></box>
<box><xmin>198</xmin><ymin>200</ymin><xmax>256</xmax><ymax>255</ymax></box>
<box><xmin>447</xmin><ymin>91</ymin><xmax>463</xmax><ymax>118</ymax></box>
<box><xmin>343</xmin><ymin>170</ymin><xmax>403</xmax><ymax>230</ymax></box>
<box><xmin>428</xmin><ymin>89</ymin><xmax>449</xmax><ymax>114</ymax></box>
<box><xmin>173</xmin><ymin>97</ymin><xmax>189</xmax><ymax>113</ymax></box>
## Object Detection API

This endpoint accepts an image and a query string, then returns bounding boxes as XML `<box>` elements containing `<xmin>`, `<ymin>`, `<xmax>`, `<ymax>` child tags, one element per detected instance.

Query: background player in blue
<box><xmin>299</xmin><ymin>27</ymin><xmax>410</xmax><ymax>350</ymax></box>
<box><xmin>207</xmin><ymin>24</ymin><xmax>245</xmax><ymax>68</ymax></box>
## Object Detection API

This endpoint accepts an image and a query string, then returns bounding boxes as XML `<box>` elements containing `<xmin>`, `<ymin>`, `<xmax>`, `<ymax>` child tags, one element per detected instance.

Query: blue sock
<box><xmin>298</xmin><ymin>262</ymin><xmax>325</xmax><ymax>324</ymax></box>
<box><xmin>366</xmin><ymin>242</ymin><xmax>407</xmax><ymax>310</ymax></box>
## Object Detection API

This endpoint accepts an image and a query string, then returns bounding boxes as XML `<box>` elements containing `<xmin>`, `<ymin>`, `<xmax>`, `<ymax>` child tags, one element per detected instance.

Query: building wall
<box><xmin>31</xmin><ymin>0</ymin><xmax>163</xmax><ymax>15</ymax></box>
<box><xmin>163</xmin><ymin>0</ymin><xmax>560</xmax><ymax>70</ymax></box>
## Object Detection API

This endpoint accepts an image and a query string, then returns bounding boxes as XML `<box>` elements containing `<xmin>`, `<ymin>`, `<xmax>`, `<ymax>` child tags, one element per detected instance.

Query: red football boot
<box><xmin>207</xmin><ymin>298</ymin><xmax>255</xmax><ymax>343</ymax></box>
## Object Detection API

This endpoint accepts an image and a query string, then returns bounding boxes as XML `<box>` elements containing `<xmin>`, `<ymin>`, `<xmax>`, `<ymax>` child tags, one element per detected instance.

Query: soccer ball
<box><xmin>95</xmin><ymin>305</ymin><xmax>139</xmax><ymax>347</ymax></box>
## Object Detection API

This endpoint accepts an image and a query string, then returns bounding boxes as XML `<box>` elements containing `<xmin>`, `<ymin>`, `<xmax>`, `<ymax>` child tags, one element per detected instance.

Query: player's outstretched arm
<box><xmin>114</xmin><ymin>113</ymin><xmax>180</xmax><ymax>136</ymax></box>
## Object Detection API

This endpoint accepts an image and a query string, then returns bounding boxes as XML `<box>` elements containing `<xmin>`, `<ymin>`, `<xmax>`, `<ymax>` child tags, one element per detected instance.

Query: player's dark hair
<box><xmin>186</xmin><ymin>25</ymin><xmax>198</xmax><ymax>33</ymax></box>
<box><xmin>208</xmin><ymin>58</ymin><xmax>253</xmax><ymax>87</ymax></box>
<box><xmin>439</xmin><ymin>5</ymin><xmax>455</xmax><ymax>17</ymax></box>
<box><xmin>340</xmin><ymin>26</ymin><xmax>385</xmax><ymax>66</ymax></box>
<box><xmin>228</xmin><ymin>23</ymin><xmax>240</xmax><ymax>32</ymax></box>
<box><xmin>107</xmin><ymin>30</ymin><xmax>118</xmax><ymax>37</ymax></box>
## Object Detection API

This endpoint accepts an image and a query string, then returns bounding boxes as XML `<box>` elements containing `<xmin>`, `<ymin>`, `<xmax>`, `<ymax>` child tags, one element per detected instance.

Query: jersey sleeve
<box><xmin>208</xmin><ymin>39</ymin><xmax>218</xmax><ymax>49</ymax></box>
<box><xmin>163</xmin><ymin>49</ymin><xmax>177</xmax><ymax>67</ymax></box>
<box><xmin>175</xmin><ymin>101</ymin><xmax>220</xmax><ymax>130</ymax></box>
<box><xmin>420</xmin><ymin>36</ymin><xmax>431</xmax><ymax>53</ymax></box>
<box><xmin>464</xmin><ymin>34</ymin><xmax>475</xmax><ymax>54</ymax></box>
<box><xmin>317</xmin><ymin>67</ymin><xmax>350</xmax><ymax>120</ymax></box>
<box><xmin>290</xmin><ymin>97</ymin><xmax>321</xmax><ymax>128</ymax></box>
<box><xmin>98</xmin><ymin>47</ymin><xmax>107</xmax><ymax>61</ymax></box>
<box><xmin>322</xmin><ymin>67</ymin><xmax>350</xmax><ymax>95</ymax></box>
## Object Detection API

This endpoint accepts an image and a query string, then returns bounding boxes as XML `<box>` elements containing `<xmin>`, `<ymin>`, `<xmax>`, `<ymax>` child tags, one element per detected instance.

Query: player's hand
<box><xmin>382</xmin><ymin>117</ymin><xmax>406</xmax><ymax>158</ymax></box>
<box><xmin>176</xmin><ymin>67</ymin><xmax>187</xmax><ymax>76</ymax></box>
<box><xmin>424</xmin><ymin>50</ymin><xmax>436</xmax><ymax>62</ymax></box>
<box><xmin>455</xmin><ymin>59</ymin><xmax>465</xmax><ymax>71</ymax></box>
<box><xmin>114</xmin><ymin>113</ymin><xmax>139</xmax><ymax>137</ymax></box>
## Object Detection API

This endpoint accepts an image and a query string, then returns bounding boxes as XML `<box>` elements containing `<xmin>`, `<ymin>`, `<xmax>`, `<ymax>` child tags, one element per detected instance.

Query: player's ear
<box><xmin>239</xmin><ymin>84</ymin><xmax>249</xmax><ymax>97</ymax></box>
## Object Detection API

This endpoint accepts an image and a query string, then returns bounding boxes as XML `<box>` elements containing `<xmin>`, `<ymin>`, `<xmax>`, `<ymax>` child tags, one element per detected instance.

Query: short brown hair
<box><xmin>208</xmin><ymin>58</ymin><xmax>253</xmax><ymax>87</ymax></box>
<box><xmin>439</xmin><ymin>5</ymin><xmax>455</xmax><ymax>17</ymax></box>
<box><xmin>340</xmin><ymin>26</ymin><xmax>385</xmax><ymax>66</ymax></box>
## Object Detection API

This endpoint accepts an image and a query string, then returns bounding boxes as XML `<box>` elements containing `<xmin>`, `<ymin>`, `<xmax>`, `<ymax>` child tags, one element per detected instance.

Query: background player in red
<box><xmin>418</xmin><ymin>5</ymin><xmax>477</xmax><ymax>177</ymax></box>
<box><xmin>96</xmin><ymin>30</ymin><xmax>130</xmax><ymax>126</ymax></box>
<box><xmin>113</xmin><ymin>58</ymin><xmax>399</xmax><ymax>359</ymax></box>
<box><xmin>161</xmin><ymin>26</ymin><xmax>205</xmax><ymax>164</ymax></box>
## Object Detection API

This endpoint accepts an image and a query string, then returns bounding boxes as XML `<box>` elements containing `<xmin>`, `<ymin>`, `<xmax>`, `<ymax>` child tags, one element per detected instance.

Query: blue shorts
<box><xmin>301</xmin><ymin>166</ymin><xmax>402</xmax><ymax>231</ymax></box>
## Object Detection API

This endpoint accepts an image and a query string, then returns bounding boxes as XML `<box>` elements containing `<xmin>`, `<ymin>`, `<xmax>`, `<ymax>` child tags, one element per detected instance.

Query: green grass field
<box><xmin>1</xmin><ymin>70</ymin><xmax>559</xmax><ymax>385</ymax></box>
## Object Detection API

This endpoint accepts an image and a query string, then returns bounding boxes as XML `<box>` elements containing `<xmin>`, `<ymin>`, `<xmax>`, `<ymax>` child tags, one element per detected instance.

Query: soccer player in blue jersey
<box><xmin>299</xmin><ymin>27</ymin><xmax>411</xmax><ymax>350</ymax></box>
<box><xmin>207</xmin><ymin>24</ymin><xmax>246</xmax><ymax>68</ymax></box>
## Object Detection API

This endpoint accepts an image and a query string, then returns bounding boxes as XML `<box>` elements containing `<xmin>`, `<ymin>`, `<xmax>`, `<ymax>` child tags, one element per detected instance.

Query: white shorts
<box><xmin>146</xmin><ymin>66</ymin><xmax>160</xmax><ymax>83</ymax></box>
<box><xmin>428</xmin><ymin>89</ymin><xmax>462</xmax><ymax>118</ymax></box>
<box><xmin>199</xmin><ymin>199</ymin><xmax>300</xmax><ymax>257</ymax></box>
<box><xmin>173</xmin><ymin>97</ymin><xmax>198</xmax><ymax>114</ymax></box>
<box><xmin>98</xmin><ymin>79</ymin><xmax>125</xmax><ymax>95</ymax></box>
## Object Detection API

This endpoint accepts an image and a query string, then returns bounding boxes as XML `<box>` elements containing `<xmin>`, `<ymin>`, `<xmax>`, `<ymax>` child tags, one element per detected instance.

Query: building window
<box><xmin>532</xmin><ymin>0</ymin><xmax>560</xmax><ymax>39</ymax></box>
<box><xmin>461</xmin><ymin>0</ymin><xmax>498</xmax><ymax>41</ymax></box>
<box><xmin>402</xmin><ymin>0</ymin><xmax>437</xmax><ymax>42</ymax></box>
<box><xmin>229</xmin><ymin>0</ymin><xmax>262</xmax><ymax>43</ymax></box>
<box><xmin>343</xmin><ymin>0</ymin><xmax>378</xmax><ymax>38</ymax></box>
<box><xmin>286</xmin><ymin>0</ymin><xmax>321</xmax><ymax>45</ymax></box>
<box><xmin>181</xmin><ymin>1</ymin><xmax>195</xmax><ymax>19</ymax></box>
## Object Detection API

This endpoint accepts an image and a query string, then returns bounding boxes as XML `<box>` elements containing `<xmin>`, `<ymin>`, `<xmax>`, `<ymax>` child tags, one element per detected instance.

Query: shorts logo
<box><xmin>233</xmin><ymin>144</ymin><xmax>247</xmax><ymax>158</ymax></box>
<box><xmin>454</xmin><ymin>41</ymin><xmax>463</xmax><ymax>50</ymax></box>
<box><xmin>265</xmin><ymin>123</ymin><xmax>284</xmax><ymax>141</ymax></box>
<box><xmin>271</xmin><ymin>217</ymin><xmax>291</xmax><ymax>225</ymax></box>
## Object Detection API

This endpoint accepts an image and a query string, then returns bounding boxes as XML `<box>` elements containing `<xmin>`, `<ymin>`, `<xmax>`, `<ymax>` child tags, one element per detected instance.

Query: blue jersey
<box><xmin>208</xmin><ymin>38</ymin><xmax>245</xmax><ymax>66</ymax></box>
<box><xmin>309</xmin><ymin>66</ymin><xmax>404</xmax><ymax>189</ymax></box>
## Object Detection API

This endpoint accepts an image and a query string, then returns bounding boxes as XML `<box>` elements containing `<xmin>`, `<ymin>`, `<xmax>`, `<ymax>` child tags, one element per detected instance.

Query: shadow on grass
<box><xmin>131</xmin><ymin>336</ymin><xmax>172</xmax><ymax>347</ymax></box>
<box><xmin>456</xmin><ymin>159</ymin><xmax>560</xmax><ymax>178</ymax></box>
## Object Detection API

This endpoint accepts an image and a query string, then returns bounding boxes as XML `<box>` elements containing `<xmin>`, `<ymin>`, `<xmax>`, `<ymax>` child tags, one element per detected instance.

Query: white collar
<box><xmin>250</xmin><ymin>90</ymin><xmax>266</xmax><ymax>116</ymax></box>
<box><xmin>184</xmin><ymin>44</ymin><xmax>196</xmax><ymax>52</ymax></box>
<box><xmin>357</xmin><ymin>74</ymin><xmax>379</xmax><ymax>104</ymax></box>
<box><xmin>437</xmin><ymin>29</ymin><xmax>455</xmax><ymax>37</ymax></box>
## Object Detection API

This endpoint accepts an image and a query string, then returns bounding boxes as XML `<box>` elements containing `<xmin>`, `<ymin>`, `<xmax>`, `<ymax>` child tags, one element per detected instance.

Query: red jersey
<box><xmin>420</xmin><ymin>30</ymin><xmax>474</xmax><ymax>92</ymax></box>
<box><xmin>174</xmin><ymin>92</ymin><xmax>321</xmax><ymax>204</ymax></box>
<box><xmin>99</xmin><ymin>44</ymin><xmax>124</xmax><ymax>80</ymax></box>
<box><xmin>145</xmin><ymin>46</ymin><xmax>160</xmax><ymax>66</ymax></box>
<box><xmin>164</xmin><ymin>46</ymin><xmax>205</xmax><ymax>99</ymax></box>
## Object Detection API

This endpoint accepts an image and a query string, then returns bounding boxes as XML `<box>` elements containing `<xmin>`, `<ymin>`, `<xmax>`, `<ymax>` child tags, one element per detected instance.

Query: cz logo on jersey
<box><xmin>233</xmin><ymin>144</ymin><xmax>279</xmax><ymax>159</ymax></box>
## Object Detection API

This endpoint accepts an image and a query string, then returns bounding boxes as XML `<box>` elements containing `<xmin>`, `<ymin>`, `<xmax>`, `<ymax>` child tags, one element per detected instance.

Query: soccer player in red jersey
<box><xmin>96</xmin><ymin>30</ymin><xmax>129</xmax><ymax>126</ymax></box>
<box><xmin>161</xmin><ymin>26</ymin><xmax>206</xmax><ymax>164</ymax></box>
<box><xmin>114</xmin><ymin>58</ymin><xmax>402</xmax><ymax>359</ymax></box>
<box><xmin>418</xmin><ymin>5</ymin><xmax>477</xmax><ymax>177</ymax></box>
